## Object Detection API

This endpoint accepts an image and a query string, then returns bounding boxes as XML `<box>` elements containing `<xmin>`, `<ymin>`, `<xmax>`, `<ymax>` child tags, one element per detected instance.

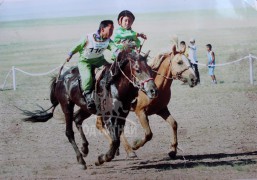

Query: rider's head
<box><xmin>98</xmin><ymin>20</ymin><xmax>114</xmax><ymax>39</ymax></box>
<box><xmin>117</xmin><ymin>10</ymin><xmax>135</xmax><ymax>30</ymax></box>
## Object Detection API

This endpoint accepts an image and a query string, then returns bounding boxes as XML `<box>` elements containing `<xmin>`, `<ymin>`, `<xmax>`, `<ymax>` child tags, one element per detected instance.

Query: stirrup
<box><xmin>83</xmin><ymin>91</ymin><xmax>96</xmax><ymax>110</ymax></box>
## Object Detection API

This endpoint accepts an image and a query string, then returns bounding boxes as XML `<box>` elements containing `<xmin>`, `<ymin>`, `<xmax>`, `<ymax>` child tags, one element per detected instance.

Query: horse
<box><xmin>21</xmin><ymin>49</ymin><xmax>158</xmax><ymax>169</ymax></box>
<box><xmin>96</xmin><ymin>45</ymin><xmax>197</xmax><ymax>159</ymax></box>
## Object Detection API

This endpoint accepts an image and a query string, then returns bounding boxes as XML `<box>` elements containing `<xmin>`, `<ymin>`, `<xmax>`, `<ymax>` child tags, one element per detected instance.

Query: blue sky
<box><xmin>0</xmin><ymin>0</ymin><xmax>254</xmax><ymax>21</ymax></box>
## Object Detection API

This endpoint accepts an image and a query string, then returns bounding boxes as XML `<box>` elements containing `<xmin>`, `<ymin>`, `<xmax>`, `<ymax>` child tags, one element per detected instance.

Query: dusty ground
<box><xmin>1</xmin><ymin>9</ymin><xmax>257</xmax><ymax>179</ymax></box>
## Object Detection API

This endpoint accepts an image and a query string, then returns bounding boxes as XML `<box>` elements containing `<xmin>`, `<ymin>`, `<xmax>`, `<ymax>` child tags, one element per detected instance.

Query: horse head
<box><xmin>170</xmin><ymin>45</ymin><xmax>197</xmax><ymax>87</ymax></box>
<box><xmin>116</xmin><ymin>50</ymin><xmax>158</xmax><ymax>99</ymax></box>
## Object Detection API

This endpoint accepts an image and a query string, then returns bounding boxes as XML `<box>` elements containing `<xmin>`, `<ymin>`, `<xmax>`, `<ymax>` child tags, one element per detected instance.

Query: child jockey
<box><xmin>66</xmin><ymin>20</ymin><xmax>115</xmax><ymax>110</ymax></box>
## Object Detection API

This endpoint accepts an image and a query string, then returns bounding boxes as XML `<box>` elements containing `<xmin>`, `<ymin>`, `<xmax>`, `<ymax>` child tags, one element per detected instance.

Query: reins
<box><xmin>55</xmin><ymin>60</ymin><xmax>67</xmax><ymax>83</ymax></box>
<box><xmin>117</xmin><ymin>57</ymin><xmax>153</xmax><ymax>91</ymax></box>
<box><xmin>151</xmin><ymin>54</ymin><xmax>190</xmax><ymax>81</ymax></box>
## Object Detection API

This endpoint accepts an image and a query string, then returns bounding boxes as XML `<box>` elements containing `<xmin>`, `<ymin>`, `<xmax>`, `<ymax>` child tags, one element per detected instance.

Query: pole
<box><xmin>12</xmin><ymin>66</ymin><xmax>16</xmax><ymax>90</ymax></box>
<box><xmin>249</xmin><ymin>54</ymin><xmax>254</xmax><ymax>85</ymax></box>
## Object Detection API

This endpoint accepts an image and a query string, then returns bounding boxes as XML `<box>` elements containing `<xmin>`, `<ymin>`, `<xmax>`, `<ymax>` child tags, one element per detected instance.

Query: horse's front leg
<box><xmin>95</xmin><ymin>117</ymin><xmax>124</xmax><ymax>166</ymax></box>
<box><xmin>96</xmin><ymin>116</ymin><xmax>137</xmax><ymax>158</ymax></box>
<box><xmin>96</xmin><ymin>116</ymin><xmax>113</xmax><ymax>144</ymax></box>
<box><xmin>132</xmin><ymin>110</ymin><xmax>152</xmax><ymax>150</ymax></box>
<box><xmin>157</xmin><ymin>107</ymin><xmax>178</xmax><ymax>159</ymax></box>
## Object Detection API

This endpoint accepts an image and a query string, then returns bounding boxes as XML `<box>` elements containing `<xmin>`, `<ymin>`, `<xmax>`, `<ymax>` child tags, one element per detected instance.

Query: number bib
<box><xmin>84</xmin><ymin>33</ymin><xmax>110</xmax><ymax>59</ymax></box>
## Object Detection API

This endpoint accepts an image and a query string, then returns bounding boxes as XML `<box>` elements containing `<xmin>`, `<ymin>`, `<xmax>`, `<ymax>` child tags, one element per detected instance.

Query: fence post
<box><xmin>12</xmin><ymin>66</ymin><xmax>16</xmax><ymax>90</ymax></box>
<box><xmin>249</xmin><ymin>54</ymin><xmax>254</xmax><ymax>85</ymax></box>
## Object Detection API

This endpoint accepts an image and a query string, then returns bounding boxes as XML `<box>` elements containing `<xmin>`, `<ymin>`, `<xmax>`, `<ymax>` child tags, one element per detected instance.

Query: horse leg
<box><xmin>157</xmin><ymin>107</ymin><xmax>178</xmax><ymax>159</ymax></box>
<box><xmin>74</xmin><ymin>109</ymin><xmax>91</xmax><ymax>157</ymax></box>
<box><xmin>96</xmin><ymin>116</ymin><xmax>120</xmax><ymax>157</ymax></box>
<box><xmin>96</xmin><ymin>116</ymin><xmax>113</xmax><ymax>144</ymax></box>
<box><xmin>62</xmin><ymin>103</ymin><xmax>87</xmax><ymax>169</ymax></box>
<box><xmin>95</xmin><ymin>117</ymin><xmax>124</xmax><ymax>166</ymax></box>
<box><xmin>132</xmin><ymin>110</ymin><xmax>152</xmax><ymax>150</ymax></box>
<box><xmin>120</xmin><ymin>131</ymin><xmax>137</xmax><ymax>158</ymax></box>
<box><xmin>96</xmin><ymin>116</ymin><xmax>137</xmax><ymax>158</ymax></box>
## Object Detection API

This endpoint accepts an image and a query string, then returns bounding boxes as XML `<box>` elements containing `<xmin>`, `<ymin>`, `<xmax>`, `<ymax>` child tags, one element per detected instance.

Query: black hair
<box><xmin>180</xmin><ymin>41</ymin><xmax>186</xmax><ymax>45</ymax></box>
<box><xmin>206</xmin><ymin>44</ymin><xmax>212</xmax><ymax>49</ymax></box>
<box><xmin>98</xmin><ymin>20</ymin><xmax>113</xmax><ymax>32</ymax></box>
<box><xmin>118</xmin><ymin>10</ymin><xmax>135</xmax><ymax>23</ymax></box>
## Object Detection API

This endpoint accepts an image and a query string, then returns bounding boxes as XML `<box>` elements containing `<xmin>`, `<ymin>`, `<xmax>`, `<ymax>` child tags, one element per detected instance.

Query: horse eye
<box><xmin>135</xmin><ymin>66</ymin><xmax>141</xmax><ymax>73</ymax></box>
<box><xmin>178</xmin><ymin>61</ymin><xmax>183</xmax><ymax>65</ymax></box>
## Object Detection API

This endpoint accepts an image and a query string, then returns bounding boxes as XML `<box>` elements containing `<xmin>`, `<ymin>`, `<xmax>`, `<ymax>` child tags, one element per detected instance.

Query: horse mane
<box><xmin>148</xmin><ymin>52</ymin><xmax>171</xmax><ymax>70</ymax></box>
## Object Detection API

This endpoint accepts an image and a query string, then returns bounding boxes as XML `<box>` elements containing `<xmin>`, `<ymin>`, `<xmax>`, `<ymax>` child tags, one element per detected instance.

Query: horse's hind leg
<box><xmin>62</xmin><ymin>103</ymin><xmax>87</xmax><ymax>169</ymax></box>
<box><xmin>157</xmin><ymin>107</ymin><xmax>178</xmax><ymax>159</ymax></box>
<box><xmin>74</xmin><ymin>109</ymin><xmax>91</xmax><ymax>157</ymax></box>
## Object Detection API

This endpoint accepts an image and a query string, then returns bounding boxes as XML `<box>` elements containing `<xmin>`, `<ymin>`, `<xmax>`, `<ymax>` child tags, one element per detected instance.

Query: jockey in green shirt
<box><xmin>66</xmin><ymin>20</ymin><xmax>114</xmax><ymax>110</ymax></box>
<box><xmin>112</xmin><ymin>10</ymin><xmax>147</xmax><ymax>59</ymax></box>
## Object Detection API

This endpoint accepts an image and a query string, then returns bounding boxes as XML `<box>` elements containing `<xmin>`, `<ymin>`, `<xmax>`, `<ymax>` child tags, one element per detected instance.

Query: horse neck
<box><xmin>154</xmin><ymin>56</ymin><xmax>173</xmax><ymax>89</ymax></box>
<box><xmin>114</xmin><ymin>64</ymin><xmax>138</xmax><ymax>102</ymax></box>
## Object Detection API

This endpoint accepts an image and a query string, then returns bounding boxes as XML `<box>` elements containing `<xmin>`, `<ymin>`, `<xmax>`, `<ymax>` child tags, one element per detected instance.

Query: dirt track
<box><xmin>1</xmin><ymin>80</ymin><xmax>257</xmax><ymax>179</ymax></box>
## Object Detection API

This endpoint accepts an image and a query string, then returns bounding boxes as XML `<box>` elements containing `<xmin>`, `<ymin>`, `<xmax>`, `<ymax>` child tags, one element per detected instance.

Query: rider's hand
<box><xmin>66</xmin><ymin>56</ymin><xmax>72</xmax><ymax>62</ymax></box>
<box><xmin>138</xmin><ymin>33</ymin><xmax>147</xmax><ymax>40</ymax></box>
<box><xmin>122</xmin><ymin>42</ymin><xmax>136</xmax><ymax>50</ymax></box>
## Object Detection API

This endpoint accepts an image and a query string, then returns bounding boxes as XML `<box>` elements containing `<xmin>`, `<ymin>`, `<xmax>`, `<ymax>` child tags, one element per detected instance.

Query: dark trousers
<box><xmin>190</xmin><ymin>62</ymin><xmax>200</xmax><ymax>83</ymax></box>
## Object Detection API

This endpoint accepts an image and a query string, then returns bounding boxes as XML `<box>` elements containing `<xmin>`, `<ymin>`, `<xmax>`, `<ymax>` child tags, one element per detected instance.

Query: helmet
<box><xmin>118</xmin><ymin>10</ymin><xmax>135</xmax><ymax>25</ymax></box>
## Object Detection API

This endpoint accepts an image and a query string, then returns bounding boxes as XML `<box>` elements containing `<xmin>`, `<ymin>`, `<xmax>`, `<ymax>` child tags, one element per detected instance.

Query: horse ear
<box><xmin>144</xmin><ymin>50</ymin><xmax>150</xmax><ymax>58</ymax></box>
<box><xmin>171</xmin><ymin>45</ymin><xmax>178</xmax><ymax>55</ymax></box>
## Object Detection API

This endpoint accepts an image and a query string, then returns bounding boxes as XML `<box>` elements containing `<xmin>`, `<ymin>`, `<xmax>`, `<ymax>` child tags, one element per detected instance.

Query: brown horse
<box><xmin>96</xmin><ymin>45</ymin><xmax>197</xmax><ymax>158</ymax></box>
<box><xmin>21</xmin><ymin>50</ymin><xmax>158</xmax><ymax>169</ymax></box>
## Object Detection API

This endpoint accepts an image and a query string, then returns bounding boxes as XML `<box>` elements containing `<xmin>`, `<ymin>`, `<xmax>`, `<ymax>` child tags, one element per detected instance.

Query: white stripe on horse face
<box><xmin>181</xmin><ymin>55</ymin><xmax>190</xmax><ymax>67</ymax></box>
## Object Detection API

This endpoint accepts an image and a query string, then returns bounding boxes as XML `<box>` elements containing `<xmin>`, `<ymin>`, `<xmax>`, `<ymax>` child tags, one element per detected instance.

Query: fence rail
<box><xmin>1</xmin><ymin>54</ymin><xmax>256</xmax><ymax>91</ymax></box>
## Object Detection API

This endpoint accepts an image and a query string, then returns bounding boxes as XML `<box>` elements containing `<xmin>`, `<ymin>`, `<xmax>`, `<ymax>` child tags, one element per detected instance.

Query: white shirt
<box><xmin>83</xmin><ymin>33</ymin><xmax>110</xmax><ymax>59</ymax></box>
<box><xmin>188</xmin><ymin>44</ymin><xmax>197</xmax><ymax>64</ymax></box>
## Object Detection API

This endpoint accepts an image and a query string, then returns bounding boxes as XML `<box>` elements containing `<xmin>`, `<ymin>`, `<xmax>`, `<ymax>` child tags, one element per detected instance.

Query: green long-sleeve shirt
<box><xmin>112</xmin><ymin>27</ymin><xmax>141</xmax><ymax>59</ymax></box>
<box><xmin>113</xmin><ymin>27</ymin><xmax>141</xmax><ymax>49</ymax></box>
<box><xmin>69</xmin><ymin>32</ymin><xmax>116</xmax><ymax>62</ymax></box>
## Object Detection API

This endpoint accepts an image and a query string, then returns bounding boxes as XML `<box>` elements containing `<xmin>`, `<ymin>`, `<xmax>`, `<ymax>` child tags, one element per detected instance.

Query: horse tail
<box><xmin>21</xmin><ymin>76</ymin><xmax>59</xmax><ymax>122</ymax></box>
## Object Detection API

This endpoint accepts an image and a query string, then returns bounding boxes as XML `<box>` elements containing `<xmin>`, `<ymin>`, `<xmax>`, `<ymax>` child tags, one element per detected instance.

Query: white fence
<box><xmin>1</xmin><ymin>54</ymin><xmax>256</xmax><ymax>91</ymax></box>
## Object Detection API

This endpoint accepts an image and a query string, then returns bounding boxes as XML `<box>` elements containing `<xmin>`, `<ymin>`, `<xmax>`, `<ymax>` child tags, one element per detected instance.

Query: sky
<box><xmin>0</xmin><ymin>0</ymin><xmax>255</xmax><ymax>21</ymax></box>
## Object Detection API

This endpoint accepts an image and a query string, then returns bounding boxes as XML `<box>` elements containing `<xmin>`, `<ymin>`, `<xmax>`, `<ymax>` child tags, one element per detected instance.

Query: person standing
<box><xmin>179</xmin><ymin>41</ymin><xmax>189</xmax><ymax>57</ymax></box>
<box><xmin>188</xmin><ymin>38</ymin><xmax>200</xmax><ymax>84</ymax></box>
<box><xmin>206</xmin><ymin>44</ymin><xmax>217</xmax><ymax>84</ymax></box>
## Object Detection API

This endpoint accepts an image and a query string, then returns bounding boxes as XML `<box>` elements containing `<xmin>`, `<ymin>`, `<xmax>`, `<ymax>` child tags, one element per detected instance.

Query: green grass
<box><xmin>1</xmin><ymin>9</ymin><xmax>257</xmax><ymax>86</ymax></box>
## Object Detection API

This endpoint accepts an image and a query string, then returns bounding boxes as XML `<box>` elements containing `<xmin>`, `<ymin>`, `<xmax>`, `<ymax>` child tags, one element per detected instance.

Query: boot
<box><xmin>83</xmin><ymin>91</ymin><xmax>95</xmax><ymax>110</ymax></box>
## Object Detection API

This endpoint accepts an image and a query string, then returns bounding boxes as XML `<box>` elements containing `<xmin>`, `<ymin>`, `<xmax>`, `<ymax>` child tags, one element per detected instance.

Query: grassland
<box><xmin>0</xmin><ymin>9</ymin><xmax>257</xmax><ymax>179</ymax></box>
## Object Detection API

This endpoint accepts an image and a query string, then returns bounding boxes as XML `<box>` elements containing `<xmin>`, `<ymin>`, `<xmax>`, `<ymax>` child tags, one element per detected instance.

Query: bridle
<box><xmin>116</xmin><ymin>55</ymin><xmax>154</xmax><ymax>92</ymax></box>
<box><xmin>152</xmin><ymin>54</ymin><xmax>190</xmax><ymax>80</ymax></box>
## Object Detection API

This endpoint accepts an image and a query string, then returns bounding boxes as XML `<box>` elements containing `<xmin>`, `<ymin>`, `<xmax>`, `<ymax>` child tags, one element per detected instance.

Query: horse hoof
<box><xmin>95</xmin><ymin>161</ymin><xmax>101</xmax><ymax>166</ymax></box>
<box><xmin>132</xmin><ymin>139</ymin><xmax>141</xmax><ymax>150</ymax></box>
<box><xmin>132</xmin><ymin>145</ymin><xmax>139</xmax><ymax>151</ymax></box>
<box><xmin>80</xmin><ymin>164</ymin><xmax>87</xmax><ymax>170</ymax></box>
<box><xmin>95</xmin><ymin>154</ymin><xmax>105</xmax><ymax>166</ymax></box>
<box><xmin>127</xmin><ymin>152</ymin><xmax>138</xmax><ymax>159</ymax></box>
<box><xmin>168</xmin><ymin>151</ymin><xmax>177</xmax><ymax>159</ymax></box>
<box><xmin>81</xmin><ymin>147</ymin><xmax>89</xmax><ymax>157</ymax></box>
